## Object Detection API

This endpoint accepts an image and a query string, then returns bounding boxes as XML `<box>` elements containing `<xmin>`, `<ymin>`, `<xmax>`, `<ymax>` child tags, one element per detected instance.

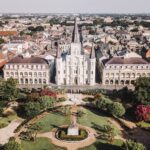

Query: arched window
<box><xmin>126</xmin><ymin>73</ymin><xmax>130</xmax><ymax>78</ymax></box>
<box><xmin>110</xmin><ymin>73</ymin><xmax>114</xmax><ymax>78</ymax></box>
<box><xmin>25</xmin><ymin>79</ymin><xmax>28</xmax><ymax>84</ymax></box>
<box><xmin>39</xmin><ymin>79</ymin><xmax>42</xmax><ymax>84</ymax></box>
<box><xmin>43</xmin><ymin>79</ymin><xmax>46</xmax><ymax>84</ymax></box>
<box><xmin>131</xmin><ymin>80</ymin><xmax>135</xmax><ymax>85</ymax></box>
<box><xmin>142</xmin><ymin>73</ymin><xmax>146</xmax><ymax>77</ymax></box>
<box><xmin>131</xmin><ymin>73</ymin><xmax>135</xmax><ymax>78</ymax></box>
<box><xmin>43</xmin><ymin>72</ymin><xmax>46</xmax><ymax>77</ymax></box>
<box><xmin>125</xmin><ymin>80</ymin><xmax>130</xmax><ymax>85</ymax></box>
<box><xmin>137</xmin><ymin>73</ymin><xmax>141</xmax><ymax>77</ymax></box>
<box><xmin>34</xmin><ymin>72</ymin><xmax>37</xmax><ymax>77</ymax></box>
<box><xmin>20</xmin><ymin>78</ymin><xmax>24</xmax><ymax>84</ymax></box>
<box><xmin>35</xmin><ymin>79</ymin><xmax>37</xmax><ymax>84</ymax></box>
<box><xmin>11</xmin><ymin>72</ymin><xmax>14</xmax><ymax>76</ymax></box>
<box><xmin>121</xmin><ymin>73</ymin><xmax>125</xmax><ymax>78</ymax></box>
<box><xmin>30</xmin><ymin>79</ymin><xmax>33</xmax><ymax>84</ymax></box>
<box><xmin>38</xmin><ymin>72</ymin><xmax>42</xmax><ymax>77</ymax></box>
<box><xmin>29</xmin><ymin>72</ymin><xmax>32</xmax><ymax>77</ymax></box>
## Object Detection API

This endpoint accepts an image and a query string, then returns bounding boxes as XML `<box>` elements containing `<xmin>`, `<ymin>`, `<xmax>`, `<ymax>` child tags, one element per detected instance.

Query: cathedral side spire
<box><xmin>90</xmin><ymin>43</ymin><xmax>96</xmax><ymax>59</ymax></box>
<box><xmin>56</xmin><ymin>42</ymin><xmax>61</xmax><ymax>58</ymax></box>
<box><xmin>72</xmin><ymin>18</ymin><xmax>80</xmax><ymax>43</ymax></box>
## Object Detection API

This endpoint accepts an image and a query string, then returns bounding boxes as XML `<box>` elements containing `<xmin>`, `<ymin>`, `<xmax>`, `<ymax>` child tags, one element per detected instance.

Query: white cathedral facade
<box><xmin>55</xmin><ymin>18</ymin><xmax>96</xmax><ymax>86</ymax></box>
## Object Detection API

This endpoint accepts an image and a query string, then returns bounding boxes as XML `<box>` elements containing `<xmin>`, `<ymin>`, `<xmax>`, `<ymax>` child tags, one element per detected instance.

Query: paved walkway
<box><xmin>0</xmin><ymin>119</ymin><xmax>22</xmax><ymax>145</ymax></box>
<box><xmin>15</xmin><ymin>112</ymin><xmax>49</xmax><ymax>143</ymax></box>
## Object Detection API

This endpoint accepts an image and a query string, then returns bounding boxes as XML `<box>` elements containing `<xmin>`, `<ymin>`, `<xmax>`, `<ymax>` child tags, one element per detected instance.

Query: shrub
<box><xmin>108</xmin><ymin>102</ymin><xmax>126</xmax><ymax>117</ymax></box>
<box><xmin>40</xmin><ymin>89</ymin><xmax>57</xmax><ymax>99</ymax></box>
<box><xmin>57</xmin><ymin>97</ymin><xmax>66</xmax><ymax>102</ymax></box>
<box><xmin>38</xmin><ymin>96</ymin><xmax>55</xmax><ymax>110</ymax></box>
<box><xmin>77</xmin><ymin>109</ymin><xmax>85</xmax><ymax>117</ymax></box>
<box><xmin>96</xmin><ymin>97</ymin><xmax>112</xmax><ymax>111</ymax></box>
<box><xmin>27</xmin><ymin>92</ymin><xmax>40</xmax><ymax>101</ymax></box>
<box><xmin>95</xmin><ymin>96</ymin><xmax>126</xmax><ymax>117</ymax></box>
<box><xmin>135</xmin><ymin>105</ymin><xmax>150</xmax><ymax>122</ymax></box>
<box><xmin>3</xmin><ymin>139</ymin><xmax>22</xmax><ymax>150</ymax></box>
<box><xmin>123</xmin><ymin>140</ymin><xmax>147</xmax><ymax>150</ymax></box>
<box><xmin>137</xmin><ymin>121</ymin><xmax>150</xmax><ymax>131</ymax></box>
<box><xmin>19</xmin><ymin>131</ymin><xmax>33</xmax><ymax>141</ymax></box>
<box><xmin>23</xmin><ymin>102</ymin><xmax>41</xmax><ymax>119</ymax></box>
<box><xmin>58</xmin><ymin>128</ymin><xmax>88</xmax><ymax>141</ymax></box>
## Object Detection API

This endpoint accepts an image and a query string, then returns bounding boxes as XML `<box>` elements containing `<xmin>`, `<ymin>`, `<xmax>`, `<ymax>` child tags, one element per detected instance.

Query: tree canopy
<box><xmin>134</xmin><ymin>77</ymin><xmax>150</xmax><ymax>105</ymax></box>
<box><xmin>23</xmin><ymin>101</ymin><xmax>41</xmax><ymax>119</ymax></box>
<box><xmin>108</xmin><ymin>102</ymin><xmax>125</xmax><ymax>117</ymax></box>
<box><xmin>95</xmin><ymin>95</ymin><xmax>125</xmax><ymax>117</ymax></box>
<box><xmin>0</xmin><ymin>38</ymin><xmax>5</xmax><ymax>44</ymax></box>
<box><xmin>0</xmin><ymin>77</ymin><xmax>18</xmax><ymax>101</ymax></box>
<box><xmin>3</xmin><ymin>140</ymin><xmax>22</xmax><ymax>150</ymax></box>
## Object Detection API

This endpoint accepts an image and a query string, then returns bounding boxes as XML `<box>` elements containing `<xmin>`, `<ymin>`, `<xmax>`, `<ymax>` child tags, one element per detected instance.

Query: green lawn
<box><xmin>21</xmin><ymin>138</ymin><xmax>64</xmax><ymax>150</ymax></box>
<box><xmin>31</xmin><ymin>112</ymin><xmax>70</xmax><ymax>133</ymax></box>
<box><xmin>78</xmin><ymin>107</ymin><xmax>121</xmax><ymax>135</ymax></box>
<box><xmin>0</xmin><ymin>114</ymin><xmax>18</xmax><ymax>128</ymax></box>
<box><xmin>80</xmin><ymin>139</ymin><xmax>124</xmax><ymax>150</ymax></box>
<box><xmin>137</xmin><ymin>121</ymin><xmax>150</xmax><ymax>131</ymax></box>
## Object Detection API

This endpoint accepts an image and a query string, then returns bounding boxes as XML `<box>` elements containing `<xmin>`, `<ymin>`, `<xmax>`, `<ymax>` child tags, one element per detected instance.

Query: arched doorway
<box><xmin>110</xmin><ymin>80</ymin><xmax>113</xmax><ymax>85</ymax></box>
<box><xmin>120</xmin><ymin>80</ymin><xmax>124</xmax><ymax>85</ymax></box>
<box><xmin>105</xmin><ymin>80</ymin><xmax>109</xmax><ymax>85</ymax></box>
<box><xmin>115</xmin><ymin>80</ymin><xmax>119</xmax><ymax>85</ymax></box>
<box><xmin>125</xmin><ymin>80</ymin><xmax>130</xmax><ymax>85</ymax></box>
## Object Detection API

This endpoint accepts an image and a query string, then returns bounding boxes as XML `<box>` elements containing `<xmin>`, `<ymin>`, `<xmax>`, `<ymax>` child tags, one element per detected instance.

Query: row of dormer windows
<box><xmin>106</xmin><ymin>65</ymin><xmax>150</xmax><ymax>70</ymax></box>
<box><xmin>5</xmin><ymin>64</ymin><xmax>46</xmax><ymax>70</ymax></box>
<box><xmin>5</xmin><ymin>71</ymin><xmax>47</xmax><ymax>77</ymax></box>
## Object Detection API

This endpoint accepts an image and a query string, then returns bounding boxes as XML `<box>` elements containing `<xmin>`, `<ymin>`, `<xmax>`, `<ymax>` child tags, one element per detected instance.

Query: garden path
<box><xmin>0</xmin><ymin>119</ymin><xmax>22</xmax><ymax>145</ymax></box>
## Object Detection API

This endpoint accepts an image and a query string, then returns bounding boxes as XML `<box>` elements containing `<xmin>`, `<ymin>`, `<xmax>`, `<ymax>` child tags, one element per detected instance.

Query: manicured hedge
<box><xmin>58</xmin><ymin>128</ymin><xmax>88</xmax><ymax>141</ymax></box>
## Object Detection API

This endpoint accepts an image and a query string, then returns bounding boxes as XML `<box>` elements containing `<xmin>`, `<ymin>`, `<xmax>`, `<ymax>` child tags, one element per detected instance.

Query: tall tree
<box><xmin>0</xmin><ymin>77</ymin><xmax>18</xmax><ymax>101</ymax></box>
<box><xmin>134</xmin><ymin>77</ymin><xmax>150</xmax><ymax>105</ymax></box>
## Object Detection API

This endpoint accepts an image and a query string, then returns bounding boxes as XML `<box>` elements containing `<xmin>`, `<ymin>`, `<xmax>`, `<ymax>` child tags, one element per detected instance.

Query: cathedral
<box><xmin>55</xmin><ymin>18</ymin><xmax>96</xmax><ymax>86</ymax></box>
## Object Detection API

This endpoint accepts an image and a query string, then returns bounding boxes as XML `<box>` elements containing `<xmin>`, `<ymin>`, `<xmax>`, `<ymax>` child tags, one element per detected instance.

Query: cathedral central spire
<box><xmin>72</xmin><ymin>17</ymin><xmax>80</xmax><ymax>43</ymax></box>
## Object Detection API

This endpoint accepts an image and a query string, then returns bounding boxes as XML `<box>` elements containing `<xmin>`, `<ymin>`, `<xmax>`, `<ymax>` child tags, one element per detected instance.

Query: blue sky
<box><xmin>0</xmin><ymin>0</ymin><xmax>149</xmax><ymax>13</ymax></box>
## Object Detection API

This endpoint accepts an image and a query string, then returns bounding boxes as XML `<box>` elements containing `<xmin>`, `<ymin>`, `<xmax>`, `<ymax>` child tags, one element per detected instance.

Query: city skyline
<box><xmin>0</xmin><ymin>0</ymin><xmax>150</xmax><ymax>14</ymax></box>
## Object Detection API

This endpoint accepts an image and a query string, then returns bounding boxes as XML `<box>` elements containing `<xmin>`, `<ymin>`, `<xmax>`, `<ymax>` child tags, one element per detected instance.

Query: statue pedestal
<box><xmin>67</xmin><ymin>125</ymin><xmax>79</xmax><ymax>136</ymax></box>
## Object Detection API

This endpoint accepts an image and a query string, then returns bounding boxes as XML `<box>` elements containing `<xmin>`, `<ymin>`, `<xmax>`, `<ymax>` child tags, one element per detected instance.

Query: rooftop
<box><xmin>106</xmin><ymin>57</ymin><xmax>149</xmax><ymax>65</ymax></box>
<box><xmin>8</xmin><ymin>55</ymin><xmax>49</xmax><ymax>64</ymax></box>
